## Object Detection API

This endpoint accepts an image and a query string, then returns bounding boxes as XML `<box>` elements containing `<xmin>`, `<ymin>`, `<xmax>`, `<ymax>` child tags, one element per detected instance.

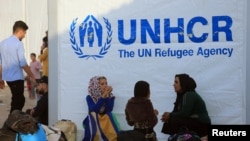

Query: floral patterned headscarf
<box><xmin>88</xmin><ymin>76</ymin><xmax>102</xmax><ymax>103</ymax></box>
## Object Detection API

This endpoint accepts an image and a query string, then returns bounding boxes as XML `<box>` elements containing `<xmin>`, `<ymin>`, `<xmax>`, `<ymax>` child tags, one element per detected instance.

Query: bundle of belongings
<box><xmin>167</xmin><ymin>127</ymin><xmax>201</xmax><ymax>141</ymax></box>
<box><xmin>0</xmin><ymin>110</ymin><xmax>67</xmax><ymax>141</ymax></box>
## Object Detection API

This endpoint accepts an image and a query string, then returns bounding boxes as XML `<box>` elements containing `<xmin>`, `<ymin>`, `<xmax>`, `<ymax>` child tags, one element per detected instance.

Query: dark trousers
<box><xmin>134</xmin><ymin>128</ymin><xmax>157</xmax><ymax>141</ymax></box>
<box><xmin>161</xmin><ymin>116</ymin><xmax>210</xmax><ymax>137</ymax></box>
<box><xmin>6</xmin><ymin>80</ymin><xmax>25</xmax><ymax>114</ymax></box>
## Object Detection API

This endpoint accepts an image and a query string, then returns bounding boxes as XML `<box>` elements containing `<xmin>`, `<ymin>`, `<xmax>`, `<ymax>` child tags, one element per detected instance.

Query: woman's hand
<box><xmin>161</xmin><ymin>112</ymin><xmax>170</xmax><ymax>122</ymax></box>
<box><xmin>102</xmin><ymin>86</ymin><xmax>113</xmax><ymax>98</ymax></box>
<box><xmin>154</xmin><ymin>109</ymin><xmax>159</xmax><ymax>116</ymax></box>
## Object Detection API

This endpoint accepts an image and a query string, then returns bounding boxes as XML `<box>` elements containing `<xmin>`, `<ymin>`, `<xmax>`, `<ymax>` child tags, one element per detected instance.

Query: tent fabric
<box><xmin>0</xmin><ymin>0</ymin><xmax>48</xmax><ymax>63</ymax></box>
<box><xmin>1</xmin><ymin>0</ymin><xmax>249</xmax><ymax>140</ymax></box>
<box><xmin>48</xmin><ymin>0</ymin><xmax>247</xmax><ymax>140</ymax></box>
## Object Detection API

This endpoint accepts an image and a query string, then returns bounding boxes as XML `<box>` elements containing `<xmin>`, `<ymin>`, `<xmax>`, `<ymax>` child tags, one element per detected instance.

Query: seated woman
<box><xmin>82</xmin><ymin>76</ymin><xmax>120</xmax><ymax>141</ymax></box>
<box><xmin>125</xmin><ymin>80</ymin><xmax>158</xmax><ymax>141</ymax></box>
<box><xmin>161</xmin><ymin>74</ymin><xmax>211</xmax><ymax>140</ymax></box>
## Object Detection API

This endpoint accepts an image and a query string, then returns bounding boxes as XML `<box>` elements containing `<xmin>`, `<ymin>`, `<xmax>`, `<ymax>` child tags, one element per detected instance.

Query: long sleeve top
<box><xmin>0</xmin><ymin>35</ymin><xmax>28</xmax><ymax>81</ymax></box>
<box><xmin>30</xmin><ymin>60</ymin><xmax>42</xmax><ymax>79</ymax></box>
<box><xmin>33</xmin><ymin>93</ymin><xmax>48</xmax><ymax>125</ymax></box>
<box><xmin>170</xmin><ymin>91</ymin><xmax>211</xmax><ymax>124</ymax></box>
<box><xmin>86</xmin><ymin>95</ymin><xmax>114</xmax><ymax>114</ymax></box>
<box><xmin>39</xmin><ymin>48</ymin><xmax>48</xmax><ymax>76</ymax></box>
<box><xmin>125</xmin><ymin>97</ymin><xmax>158</xmax><ymax>128</ymax></box>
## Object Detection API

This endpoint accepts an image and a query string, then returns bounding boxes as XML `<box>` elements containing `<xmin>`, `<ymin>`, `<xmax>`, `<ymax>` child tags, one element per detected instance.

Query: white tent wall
<box><xmin>48</xmin><ymin>0</ymin><xmax>60</xmax><ymax>129</ymax></box>
<box><xmin>47</xmin><ymin>0</ymin><xmax>249</xmax><ymax>141</ymax></box>
<box><xmin>246</xmin><ymin>0</ymin><xmax>250</xmax><ymax>124</ymax></box>
<box><xmin>1</xmin><ymin>0</ymin><xmax>249</xmax><ymax>140</ymax></box>
<box><xmin>25</xmin><ymin>0</ymin><xmax>48</xmax><ymax>61</ymax></box>
<box><xmin>0</xmin><ymin>0</ymin><xmax>48</xmax><ymax>63</ymax></box>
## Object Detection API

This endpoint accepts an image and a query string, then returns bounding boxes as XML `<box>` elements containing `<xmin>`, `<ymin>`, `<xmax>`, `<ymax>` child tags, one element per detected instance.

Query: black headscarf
<box><xmin>173</xmin><ymin>74</ymin><xmax>196</xmax><ymax>112</ymax></box>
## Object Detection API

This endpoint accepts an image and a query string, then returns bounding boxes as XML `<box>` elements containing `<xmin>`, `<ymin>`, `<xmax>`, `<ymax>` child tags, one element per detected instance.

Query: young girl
<box><xmin>29</xmin><ymin>53</ymin><xmax>42</xmax><ymax>99</ymax></box>
<box><xmin>125</xmin><ymin>80</ymin><xmax>158</xmax><ymax>141</ymax></box>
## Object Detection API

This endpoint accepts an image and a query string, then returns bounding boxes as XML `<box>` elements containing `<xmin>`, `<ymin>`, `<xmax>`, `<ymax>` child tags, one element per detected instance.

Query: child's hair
<box><xmin>30</xmin><ymin>53</ymin><xmax>36</xmax><ymax>57</ymax></box>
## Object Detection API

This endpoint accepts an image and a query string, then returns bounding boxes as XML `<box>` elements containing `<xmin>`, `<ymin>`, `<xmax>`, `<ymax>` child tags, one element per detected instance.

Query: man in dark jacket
<box><xmin>26</xmin><ymin>76</ymin><xmax>48</xmax><ymax>125</ymax></box>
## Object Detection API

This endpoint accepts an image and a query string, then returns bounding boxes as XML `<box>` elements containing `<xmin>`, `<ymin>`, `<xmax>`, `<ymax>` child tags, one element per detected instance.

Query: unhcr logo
<box><xmin>69</xmin><ymin>15</ymin><xmax>112</xmax><ymax>60</ymax></box>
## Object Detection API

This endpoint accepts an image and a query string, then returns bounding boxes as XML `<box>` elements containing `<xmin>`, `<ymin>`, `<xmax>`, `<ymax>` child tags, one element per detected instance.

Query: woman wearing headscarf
<box><xmin>38</xmin><ymin>36</ymin><xmax>48</xmax><ymax>77</ymax></box>
<box><xmin>82</xmin><ymin>76</ymin><xmax>120</xmax><ymax>141</ymax></box>
<box><xmin>125</xmin><ymin>80</ymin><xmax>158</xmax><ymax>141</ymax></box>
<box><xmin>161</xmin><ymin>74</ymin><xmax>211</xmax><ymax>140</ymax></box>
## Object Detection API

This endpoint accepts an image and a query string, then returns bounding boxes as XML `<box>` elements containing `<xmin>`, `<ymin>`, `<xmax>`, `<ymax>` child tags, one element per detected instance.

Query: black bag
<box><xmin>117</xmin><ymin>130</ymin><xmax>146</xmax><ymax>141</ymax></box>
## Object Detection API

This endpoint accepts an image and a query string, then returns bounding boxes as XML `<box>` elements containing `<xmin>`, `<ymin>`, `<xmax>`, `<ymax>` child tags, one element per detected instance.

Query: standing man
<box><xmin>0</xmin><ymin>20</ymin><xmax>36</xmax><ymax>114</ymax></box>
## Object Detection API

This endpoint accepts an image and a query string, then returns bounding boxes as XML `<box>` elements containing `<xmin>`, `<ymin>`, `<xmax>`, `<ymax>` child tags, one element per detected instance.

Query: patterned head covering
<box><xmin>88</xmin><ymin>76</ymin><xmax>102</xmax><ymax>103</ymax></box>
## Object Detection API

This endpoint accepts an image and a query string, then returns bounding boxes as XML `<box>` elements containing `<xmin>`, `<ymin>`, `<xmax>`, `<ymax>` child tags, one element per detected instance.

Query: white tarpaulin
<box><xmin>0</xmin><ymin>0</ymin><xmax>248</xmax><ymax>140</ymax></box>
<box><xmin>0</xmin><ymin>0</ymin><xmax>48</xmax><ymax>63</ymax></box>
<box><xmin>0</xmin><ymin>0</ymin><xmax>240</xmax><ymax>140</ymax></box>
<box><xmin>49</xmin><ymin>0</ymin><xmax>247</xmax><ymax>140</ymax></box>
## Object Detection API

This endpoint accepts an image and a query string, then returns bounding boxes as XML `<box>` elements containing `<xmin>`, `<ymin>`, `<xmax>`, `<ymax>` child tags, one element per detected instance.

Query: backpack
<box><xmin>15</xmin><ymin>124</ymin><xmax>47</xmax><ymax>141</ymax></box>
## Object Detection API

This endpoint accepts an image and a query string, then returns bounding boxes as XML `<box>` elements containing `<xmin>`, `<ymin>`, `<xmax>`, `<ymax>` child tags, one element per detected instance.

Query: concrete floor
<box><xmin>0</xmin><ymin>85</ymin><xmax>36</xmax><ymax>128</ymax></box>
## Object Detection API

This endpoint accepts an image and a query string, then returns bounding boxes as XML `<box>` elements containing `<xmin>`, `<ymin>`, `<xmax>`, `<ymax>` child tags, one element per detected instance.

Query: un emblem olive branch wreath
<box><xmin>69</xmin><ymin>17</ymin><xmax>112</xmax><ymax>60</ymax></box>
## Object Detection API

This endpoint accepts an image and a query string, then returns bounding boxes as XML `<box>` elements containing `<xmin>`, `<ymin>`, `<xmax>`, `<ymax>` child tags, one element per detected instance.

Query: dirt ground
<box><xmin>0</xmin><ymin>85</ymin><xmax>36</xmax><ymax>128</ymax></box>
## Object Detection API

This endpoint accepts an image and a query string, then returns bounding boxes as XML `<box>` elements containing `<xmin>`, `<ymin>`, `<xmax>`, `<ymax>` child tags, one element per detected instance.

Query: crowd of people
<box><xmin>0</xmin><ymin>20</ymin><xmax>49</xmax><ymax>126</ymax></box>
<box><xmin>0</xmin><ymin>20</ymin><xmax>211</xmax><ymax>141</ymax></box>
<box><xmin>82</xmin><ymin>75</ymin><xmax>211</xmax><ymax>141</ymax></box>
